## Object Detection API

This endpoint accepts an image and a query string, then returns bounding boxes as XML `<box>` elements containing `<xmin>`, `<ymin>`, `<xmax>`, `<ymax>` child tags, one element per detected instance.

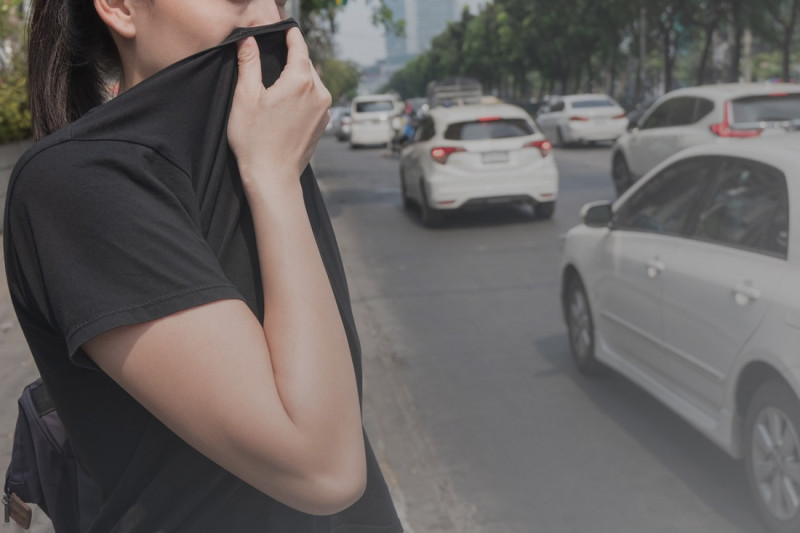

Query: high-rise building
<box><xmin>385</xmin><ymin>0</ymin><xmax>458</xmax><ymax>61</ymax></box>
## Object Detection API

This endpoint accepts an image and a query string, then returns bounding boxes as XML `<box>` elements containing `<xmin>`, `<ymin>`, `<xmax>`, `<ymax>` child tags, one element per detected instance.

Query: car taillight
<box><xmin>524</xmin><ymin>140</ymin><xmax>553</xmax><ymax>157</ymax></box>
<box><xmin>710</xmin><ymin>101</ymin><xmax>763</xmax><ymax>138</ymax></box>
<box><xmin>431</xmin><ymin>146</ymin><xmax>465</xmax><ymax>164</ymax></box>
<box><xmin>569</xmin><ymin>116</ymin><xmax>589</xmax><ymax>121</ymax></box>
<box><xmin>612</xmin><ymin>112</ymin><xmax>627</xmax><ymax>119</ymax></box>
<box><xmin>478</xmin><ymin>116</ymin><xmax>502</xmax><ymax>122</ymax></box>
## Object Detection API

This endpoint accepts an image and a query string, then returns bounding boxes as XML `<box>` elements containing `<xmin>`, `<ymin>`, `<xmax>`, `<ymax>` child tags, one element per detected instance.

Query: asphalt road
<box><xmin>314</xmin><ymin>136</ymin><xmax>767</xmax><ymax>533</ymax></box>
<box><xmin>0</xmin><ymin>136</ymin><xmax>767</xmax><ymax>533</ymax></box>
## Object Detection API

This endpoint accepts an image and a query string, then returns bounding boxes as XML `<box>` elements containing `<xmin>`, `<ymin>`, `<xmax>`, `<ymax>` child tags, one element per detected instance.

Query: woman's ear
<box><xmin>94</xmin><ymin>0</ymin><xmax>137</xmax><ymax>39</ymax></box>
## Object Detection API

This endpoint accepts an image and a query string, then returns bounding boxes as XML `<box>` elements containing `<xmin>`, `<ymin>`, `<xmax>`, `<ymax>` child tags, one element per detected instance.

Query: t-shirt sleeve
<box><xmin>6</xmin><ymin>140</ymin><xmax>244</xmax><ymax>363</ymax></box>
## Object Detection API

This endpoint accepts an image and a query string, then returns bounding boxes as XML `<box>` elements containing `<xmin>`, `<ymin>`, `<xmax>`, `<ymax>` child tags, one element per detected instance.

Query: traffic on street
<box><xmin>313</xmin><ymin>133</ymin><xmax>772</xmax><ymax>533</ymax></box>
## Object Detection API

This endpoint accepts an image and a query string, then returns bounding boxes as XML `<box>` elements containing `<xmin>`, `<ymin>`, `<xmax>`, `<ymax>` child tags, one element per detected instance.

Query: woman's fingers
<box><xmin>284</xmin><ymin>27</ymin><xmax>310</xmax><ymax>68</ymax></box>
<box><xmin>236</xmin><ymin>37</ymin><xmax>262</xmax><ymax>94</ymax></box>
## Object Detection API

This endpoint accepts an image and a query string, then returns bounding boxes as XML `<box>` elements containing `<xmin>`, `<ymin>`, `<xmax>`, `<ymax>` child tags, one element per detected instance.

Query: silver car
<box><xmin>561</xmin><ymin>134</ymin><xmax>800</xmax><ymax>533</ymax></box>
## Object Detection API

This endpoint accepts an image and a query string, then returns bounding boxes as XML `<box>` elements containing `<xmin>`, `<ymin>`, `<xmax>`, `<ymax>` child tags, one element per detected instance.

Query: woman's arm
<box><xmin>83</xmin><ymin>29</ymin><xmax>365</xmax><ymax>516</ymax></box>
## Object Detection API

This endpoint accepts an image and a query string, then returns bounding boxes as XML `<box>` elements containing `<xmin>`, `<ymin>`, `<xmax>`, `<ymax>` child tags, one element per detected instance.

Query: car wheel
<box><xmin>564</xmin><ymin>275</ymin><xmax>602</xmax><ymax>375</ymax></box>
<box><xmin>745</xmin><ymin>380</ymin><xmax>800</xmax><ymax>533</ymax></box>
<box><xmin>419</xmin><ymin>181</ymin><xmax>444</xmax><ymax>227</ymax></box>
<box><xmin>400</xmin><ymin>170</ymin><xmax>412</xmax><ymax>210</ymax></box>
<box><xmin>612</xmin><ymin>153</ymin><xmax>633</xmax><ymax>197</ymax></box>
<box><xmin>535</xmin><ymin>201</ymin><xmax>555</xmax><ymax>219</ymax></box>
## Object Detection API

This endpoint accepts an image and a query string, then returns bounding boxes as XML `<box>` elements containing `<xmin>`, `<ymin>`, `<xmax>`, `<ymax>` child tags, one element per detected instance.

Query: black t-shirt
<box><xmin>3</xmin><ymin>20</ymin><xmax>401</xmax><ymax>533</ymax></box>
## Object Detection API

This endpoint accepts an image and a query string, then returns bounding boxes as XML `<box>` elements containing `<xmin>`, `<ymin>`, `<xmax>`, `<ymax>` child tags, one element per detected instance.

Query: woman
<box><xmin>4</xmin><ymin>0</ymin><xmax>401</xmax><ymax>531</ymax></box>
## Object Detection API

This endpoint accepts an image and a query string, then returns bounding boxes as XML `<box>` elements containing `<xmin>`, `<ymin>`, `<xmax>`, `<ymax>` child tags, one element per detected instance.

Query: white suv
<box><xmin>611</xmin><ymin>83</ymin><xmax>800</xmax><ymax>196</ymax></box>
<box><xmin>399</xmin><ymin>104</ymin><xmax>558</xmax><ymax>226</ymax></box>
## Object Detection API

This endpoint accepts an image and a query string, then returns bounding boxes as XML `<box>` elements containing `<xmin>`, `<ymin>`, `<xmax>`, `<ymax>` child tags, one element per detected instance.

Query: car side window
<box><xmin>615</xmin><ymin>157</ymin><xmax>717</xmax><ymax>235</ymax></box>
<box><xmin>668</xmin><ymin>97</ymin><xmax>696</xmax><ymax>126</ymax></box>
<box><xmin>550</xmin><ymin>101</ymin><xmax>565</xmax><ymax>112</ymax></box>
<box><xmin>691</xmin><ymin>158</ymin><xmax>789</xmax><ymax>258</ymax></box>
<box><xmin>641</xmin><ymin>100</ymin><xmax>672</xmax><ymax>129</ymax></box>
<box><xmin>415</xmin><ymin>118</ymin><xmax>435</xmax><ymax>142</ymax></box>
<box><xmin>694</xmin><ymin>98</ymin><xmax>714</xmax><ymax>122</ymax></box>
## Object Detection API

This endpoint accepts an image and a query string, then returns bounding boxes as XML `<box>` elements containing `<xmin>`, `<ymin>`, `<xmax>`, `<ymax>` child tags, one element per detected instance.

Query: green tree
<box><xmin>320</xmin><ymin>58</ymin><xmax>360</xmax><ymax>103</ymax></box>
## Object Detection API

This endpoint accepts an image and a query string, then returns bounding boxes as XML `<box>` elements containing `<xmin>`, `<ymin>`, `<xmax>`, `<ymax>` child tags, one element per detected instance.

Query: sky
<box><xmin>334</xmin><ymin>0</ymin><xmax>488</xmax><ymax>67</ymax></box>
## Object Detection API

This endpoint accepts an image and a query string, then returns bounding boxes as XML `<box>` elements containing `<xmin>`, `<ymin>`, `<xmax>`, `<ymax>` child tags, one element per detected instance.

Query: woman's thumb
<box><xmin>236</xmin><ymin>37</ymin><xmax>262</xmax><ymax>89</ymax></box>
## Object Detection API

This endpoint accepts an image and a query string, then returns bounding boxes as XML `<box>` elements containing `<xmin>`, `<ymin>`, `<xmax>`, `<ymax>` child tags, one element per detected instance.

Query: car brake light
<box><xmin>431</xmin><ymin>146</ymin><xmax>465</xmax><ymax>164</ymax></box>
<box><xmin>569</xmin><ymin>116</ymin><xmax>589</xmax><ymax>121</ymax></box>
<box><xmin>524</xmin><ymin>140</ymin><xmax>553</xmax><ymax>157</ymax></box>
<box><xmin>478</xmin><ymin>116</ymin><xmax>502</xmax><ymax>122</ymax></box>
<box><xmin>710</xmin><ymin>101</ymin><xmax>763</xmax><ymax>138</ymax></box>
<box><xmin>612</xmin><ymin>112</ymin><xmax>627</xmax><ymax>119</ymax></box>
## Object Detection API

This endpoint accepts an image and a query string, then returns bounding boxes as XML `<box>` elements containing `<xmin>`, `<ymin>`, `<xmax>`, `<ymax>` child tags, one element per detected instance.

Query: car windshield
<box><xmin>443</xmin><ymin>118</ymin><xmax>534</xmax><ymax>140</ymax></box>
<box><xmin>732</xmin><ymin>94</ymin><xmax>800</xmax><ymax>126</ymax></box>
<box><xmin>355</xmin><ymin>101</ymin><xmax>395</xmax><ymax>113</ymax></box>
<box><xmin>571</xmin><ymin>100</ymin><xmax>615</xmax><ymax>108</ymax></box>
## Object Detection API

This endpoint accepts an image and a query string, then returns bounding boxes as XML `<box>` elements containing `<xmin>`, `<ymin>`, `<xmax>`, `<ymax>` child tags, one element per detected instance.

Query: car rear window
<box><xmin>571</xmin><ymin>100</ymin><xmax>615</xmax><ymax>108</ymax></box>
<box><xmin>355</xmin><ymin>101</ymin><xmax>395</xmax><ymax>113</ymax></box>
<box><xmin>444</xmin><ymin>119</ymin><xmax>534</xmax><ymax>140</ymax></box>
<box><xmin>732</xmin><ymin>94</ymin><xmax>800</xmax><ymax>125</ymax></box>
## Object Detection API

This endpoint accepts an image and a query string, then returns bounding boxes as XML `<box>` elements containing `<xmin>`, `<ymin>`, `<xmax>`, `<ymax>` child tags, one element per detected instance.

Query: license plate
<box><xmin>482</xmin><ymin>151</ymin><xmax>509</xmax><ymax>164</ymax></box>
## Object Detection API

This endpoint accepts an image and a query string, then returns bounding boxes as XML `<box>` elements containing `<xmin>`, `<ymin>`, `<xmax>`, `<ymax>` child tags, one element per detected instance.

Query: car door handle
<box><xmin>646</xmin><ymin>258</ymin><xmax>665</xmax><ymax>279</ymax></box>
<box><xmin>733</xmin><ymin>283</ymin><xmax>761</xmax><ymax>305</ymax></box>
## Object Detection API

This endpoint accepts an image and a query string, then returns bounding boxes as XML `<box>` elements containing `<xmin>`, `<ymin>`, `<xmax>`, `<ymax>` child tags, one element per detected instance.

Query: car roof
<box><xmin>352</xmin><ymin>94</ymin><xmax>398</xmax><ymax>102</ymax></box>
<box><xmin>429</xmin><ymin>103</ymin><xmax>532</xmax><ymax>123</ymax></box>
<box><xmin>560</xmin><ymin>93</ymin><xmax>615</xmax><ymax>102</ymax></box>
<box><xmin>662</xmin><ymin>82</ymin><xmax>800</xmax><ymax>99</ymax></box>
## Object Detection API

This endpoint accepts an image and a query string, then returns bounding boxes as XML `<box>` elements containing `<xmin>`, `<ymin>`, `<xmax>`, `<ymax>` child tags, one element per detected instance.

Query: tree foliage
<box><xmin>385</xmin><ymin>0</ymin><xmax>800</xmax><ymax>106</ymax></box>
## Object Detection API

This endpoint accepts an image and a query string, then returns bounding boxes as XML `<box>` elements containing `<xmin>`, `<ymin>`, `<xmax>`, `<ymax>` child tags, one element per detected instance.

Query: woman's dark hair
<box><xmin>28</xmin><ymin>0</ymin><xmax>120</xmax><ymax>140</ymax></box>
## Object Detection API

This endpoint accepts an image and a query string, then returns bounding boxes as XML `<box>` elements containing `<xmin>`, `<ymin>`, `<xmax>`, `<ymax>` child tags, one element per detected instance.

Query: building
<box><xmin>385</xmin><ymin>0</ymin><xmax>458</xmax><ymax>61</ymax></box>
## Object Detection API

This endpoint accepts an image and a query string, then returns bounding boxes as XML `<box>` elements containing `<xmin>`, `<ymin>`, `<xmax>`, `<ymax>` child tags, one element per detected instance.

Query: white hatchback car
<box><xmin>612</xmin><ymin>83</ymin><xmax>800</xmax><ymax>196</ymax></box>
<box><xmin>535</xmin><ymin>94</ymin><xmax>628</xmax><ymax>146</ymax></box>
<box><xmin>349</xmin><ymin>94</ymin><xmax>401</xmax><ymax>148</ymax></box>
<box><xmin>560</xmin><ymin>134</ymin><xmax>800</xmax><ymax>533</ymax></box>
<box><xmin>399</xmin><ymin>104</ymin><xmax>558</xmax><ymax>226</ymax></box>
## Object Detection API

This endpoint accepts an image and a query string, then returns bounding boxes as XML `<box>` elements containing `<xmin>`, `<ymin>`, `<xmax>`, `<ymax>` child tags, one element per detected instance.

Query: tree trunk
<box><xmin>663</xmin><ymin>33</ymin><xmax>674</xmax><ymax>92</ymax></box>
<box><xmin>782</xmin><ymin>32</ymin><xmax>792</xmax><ymax>81</ymax></box>
<box><xmin>696</xmin><ymin>24</ymin><xmax>715</xmax><ymax>85</ymax></box>
<box><xmin>729</xmin><ymin>1</ymin><xmax>742</xmax><ymax>82</ymax></box>
<box><xmin>608</xmin><ymin>50</ymin><xmax>618</xmax><ymax>98</ymax></box>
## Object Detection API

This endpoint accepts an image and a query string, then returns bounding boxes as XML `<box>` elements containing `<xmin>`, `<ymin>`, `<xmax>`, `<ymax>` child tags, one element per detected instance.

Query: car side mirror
<box><xmin>581</xmin><ymin>201</ymin><xmax>613</xmax><ymax>228</ymax></box>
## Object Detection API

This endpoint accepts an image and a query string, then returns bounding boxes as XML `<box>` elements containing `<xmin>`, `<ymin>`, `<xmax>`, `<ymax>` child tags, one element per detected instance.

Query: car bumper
<box><xmin>565</xmin><ymin>121</ymin><xmax>627</xmax><ymax>143</ymax></box>
<box><xmin>350</xmin><ymin>123</ymin><xmax>392</xmax><ymax>145</ymax></box>
<box><xmin>426</xmin><ymin>159</ymin><xmax>559</xmax><ymax>210</ymax></box>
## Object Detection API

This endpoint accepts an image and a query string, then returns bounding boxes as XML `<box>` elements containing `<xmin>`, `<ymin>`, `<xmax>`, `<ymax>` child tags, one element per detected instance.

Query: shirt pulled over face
<box><xmin>4</xmin><ymin>20</ymin><xmax>401</xmax><ymax>533</ymax></box>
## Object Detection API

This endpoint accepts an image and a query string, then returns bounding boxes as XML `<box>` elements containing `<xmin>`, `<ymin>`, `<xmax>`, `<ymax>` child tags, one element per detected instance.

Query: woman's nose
<box><xmin>246</xmin><ymin>0</ymin><xmax>285</xmax><ymax>27</ymax></box>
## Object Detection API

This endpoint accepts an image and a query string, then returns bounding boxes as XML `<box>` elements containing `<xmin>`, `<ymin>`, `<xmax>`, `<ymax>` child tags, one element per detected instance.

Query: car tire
<box><xmin>564</xmin><ymin>274</ymin><xmax>603</xmax><ymax>375</ymax></box>
<box><xmin>400</xmin><ymin>170</ymin><xmax>412</xmax><ymax>210</ymax></box>
<box><xmin>612</xmin><ymin>153</ymin><xmax>633</xmax><ymax>197</ymax></box>
<box><xmin>419</xmin><ymin>181</ymin><xmax>444</xmax><ymax>227</ymax></box>
<box><xmin>535</xmin><ymin>201</ymin><xmax>555</xmax><ymax>219</ymax></box>
<box><xmin>745</xmin><ymin>380</ymin><xmax>800</xmax><ymax>533</ymax></box>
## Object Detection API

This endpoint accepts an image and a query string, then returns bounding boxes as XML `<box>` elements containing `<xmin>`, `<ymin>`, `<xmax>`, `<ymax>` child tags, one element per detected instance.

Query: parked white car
<box><xmin>611</xmin><ymin>82</ymin><xmax>800</xmax><ymax>196</ymax></box>
<box><xmin>535</xmin><ymin>94</ymin><xmax>628</xmax><ymax>146</ymax></box>
<box><xmin>399</xmin><ymin>103</ymin><xmax>558</xmax><ymax>226</ymax></box>
<box><xmin>560</xmin><ymin>134</ymin><xmax>800</xmax><ymax>533</ymax></box>
<box><xmin>349</xmin><ymin>94</ymin><xmax>401</xmax><ymax>148</ymax></box>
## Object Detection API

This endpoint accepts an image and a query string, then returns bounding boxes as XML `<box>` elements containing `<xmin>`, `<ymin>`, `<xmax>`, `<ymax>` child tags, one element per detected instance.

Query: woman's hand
<box><xmin>227</xmin><ymin>28</ymin><xmax>332</xmax><ymax>187</ymax></box>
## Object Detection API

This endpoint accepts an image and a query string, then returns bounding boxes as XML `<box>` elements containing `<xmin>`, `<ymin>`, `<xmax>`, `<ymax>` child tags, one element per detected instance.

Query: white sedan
<box><xmin>399</xmin><ymin>103</ymin><xmax>558</xmax><ymax>227</ymax></box>
<box><xmin>535</xmin><ymin>94</ymin><xmax>628</xmax><ymax>146</ymax></box>
<box><xmin>560</xmin><ymin>134</ymin><xmax>800</xmax><ymax>533</ymax></box>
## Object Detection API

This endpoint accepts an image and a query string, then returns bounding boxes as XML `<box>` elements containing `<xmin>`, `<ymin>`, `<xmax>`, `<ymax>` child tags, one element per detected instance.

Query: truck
<box><xmin>425</xmin><ymin>78</ymin><xmax>483</xmax><ymax>108</ymax></box>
